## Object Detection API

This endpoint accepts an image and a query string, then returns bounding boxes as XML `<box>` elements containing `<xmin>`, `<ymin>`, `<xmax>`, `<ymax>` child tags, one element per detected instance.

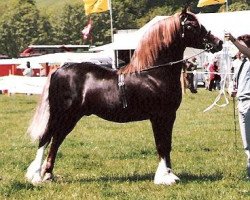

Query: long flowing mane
<box><xmin>119</xmin><ymin>13</ymin><xmax>181</xmax><ymax>74</ymax></box>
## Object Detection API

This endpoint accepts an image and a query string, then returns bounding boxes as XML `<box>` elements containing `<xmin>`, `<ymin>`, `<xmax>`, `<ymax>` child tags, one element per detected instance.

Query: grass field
<box><xmin>0</xmin><ymin>89</ymin><xmax>249</xmax><ymax>200</ymax></box>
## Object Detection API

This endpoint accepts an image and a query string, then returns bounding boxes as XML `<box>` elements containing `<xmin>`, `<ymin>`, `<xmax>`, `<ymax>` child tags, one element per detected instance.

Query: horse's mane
<box><xmin>118</xmin><ymin>13</ymin><xmax>181</xmax><ymax>74</ymax></box>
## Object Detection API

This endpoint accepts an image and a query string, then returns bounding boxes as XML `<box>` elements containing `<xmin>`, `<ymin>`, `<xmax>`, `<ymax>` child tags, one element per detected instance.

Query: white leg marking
<box><xmin>154</xmin><ymin>159</ymin><xmax>180</xmax><ymax>185</ymax></box>
<box><xmin>245</xmin><ymin>150</ymin><xmax>250</xmax><ymax>160</ymax></box>
<box><xmin>26</xmin><ymin>145</ymin><xmax>45</xmax><ymax>184</ymax></box>
<box><xmin>246</xmin><ymin>150</ymin><xmax>250</xmax><ymax>177</ymax></box>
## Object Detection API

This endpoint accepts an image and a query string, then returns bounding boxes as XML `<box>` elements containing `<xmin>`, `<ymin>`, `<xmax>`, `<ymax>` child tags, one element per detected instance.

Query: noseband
<box><xmin>202</xmin><ymin>31</ymin><xmax>214</xmax><ymax>51</ymax></box>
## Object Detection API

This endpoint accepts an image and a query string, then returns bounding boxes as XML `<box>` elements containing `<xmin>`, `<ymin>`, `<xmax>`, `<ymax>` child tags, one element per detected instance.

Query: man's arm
<box><xmin>228</xmin><ymin>33</ymin><xmax>250</xmax><ymax>59</ymax></box>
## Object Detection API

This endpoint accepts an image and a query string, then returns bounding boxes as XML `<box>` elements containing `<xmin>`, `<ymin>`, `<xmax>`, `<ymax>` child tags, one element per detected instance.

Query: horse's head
<box><xmin>179</xmin><ymin>8</ymin><xmax>223</xmax><ymax>53</ymax></box>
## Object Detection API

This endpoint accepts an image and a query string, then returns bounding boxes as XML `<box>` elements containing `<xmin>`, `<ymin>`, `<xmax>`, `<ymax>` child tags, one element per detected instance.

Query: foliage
<box><xmin>52</xmin><ymin>3</ymin><xmax>87</xmax><ymax>45</ymax></box>
<box><xmin>0</xmin><ymin>1</ymin><xmax>53</xmax><ymax>57</ymax></box>
<box><xmin>229</xmin><ymin>2</ymin><xmax>250</xmax><ymax>11</ymax></box>
<box><xmin>0</xmin><ymin>90</ymin><xmax>250</xmax><ymax>199</ymax></box>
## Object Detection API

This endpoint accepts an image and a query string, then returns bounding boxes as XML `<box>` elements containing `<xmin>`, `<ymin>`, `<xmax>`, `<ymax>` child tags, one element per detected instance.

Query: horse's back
<box><xmin>49</xmin><ymin>62</ymin><xmax>120</xmax><ymax>115</ymax></box>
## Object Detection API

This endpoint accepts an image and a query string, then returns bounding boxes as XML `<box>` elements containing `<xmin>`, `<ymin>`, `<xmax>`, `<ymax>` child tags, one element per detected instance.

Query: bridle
<box><xmin>180</xmin><ymin>16</ymin><xmax>214</xmax><ymax>53</ymax></box>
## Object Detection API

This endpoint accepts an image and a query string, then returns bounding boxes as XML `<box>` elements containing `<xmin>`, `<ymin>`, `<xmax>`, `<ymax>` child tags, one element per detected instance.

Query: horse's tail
<box><xmin>27</xmin><ymin>73</ymin><xmax>53</xmax><ymax>142</ymax></box>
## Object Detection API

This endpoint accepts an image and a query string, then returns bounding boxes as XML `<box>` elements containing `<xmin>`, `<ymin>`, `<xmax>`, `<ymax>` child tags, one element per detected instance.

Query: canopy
<box><xmin>0</xmin><ymin>51</ymin><xmax>113</xmax><ymax>67</ymax></box>
<box><xmin>90</xmin><ymin>11</ymin><xmax>250</xmax><ymax>52</ymax></box>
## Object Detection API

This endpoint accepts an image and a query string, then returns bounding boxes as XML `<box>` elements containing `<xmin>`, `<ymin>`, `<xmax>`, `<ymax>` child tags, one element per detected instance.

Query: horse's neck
<box><xmin>155</xmin><ymin>42</ymin><xmax>185</xmax><ymax>66</ymax></box>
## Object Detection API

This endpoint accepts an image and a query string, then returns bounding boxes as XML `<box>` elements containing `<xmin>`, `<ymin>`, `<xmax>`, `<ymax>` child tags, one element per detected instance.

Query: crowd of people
<box><xmin>183</xmin><ymin>56</ymin><xmax>221</xmax><ymax>94</ymax></box>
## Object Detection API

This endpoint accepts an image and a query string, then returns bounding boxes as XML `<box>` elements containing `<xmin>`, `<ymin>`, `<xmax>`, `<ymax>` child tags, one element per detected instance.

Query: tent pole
<box><xmin>226</xmin><ymin>0</ymin><xmax>229</xmax><ymax>12</ymax></box>
<box><xmin>109</xmin><ymin>0</ymin><xmax>114</xmax><ymax>42</ymax></box>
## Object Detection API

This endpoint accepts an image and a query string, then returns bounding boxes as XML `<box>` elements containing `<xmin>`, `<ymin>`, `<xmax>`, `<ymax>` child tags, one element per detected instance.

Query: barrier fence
<box><xmin>0</xmin><ymin>75</ymin><xmax>47</xmax><ymax>95</ymax></box>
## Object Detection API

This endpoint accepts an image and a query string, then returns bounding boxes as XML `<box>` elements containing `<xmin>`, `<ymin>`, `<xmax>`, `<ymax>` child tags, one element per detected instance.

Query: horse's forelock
<box><xmin>119</xmin><ymin>14</ymin><xmax>181</xmax><ymax>74</ymax></box>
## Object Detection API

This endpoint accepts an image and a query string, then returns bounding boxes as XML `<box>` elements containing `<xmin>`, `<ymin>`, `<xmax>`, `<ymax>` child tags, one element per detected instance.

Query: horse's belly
<box><xmin>95</xmin><ymin>109</ymin><xmax>149</xmax><ymax>123</ymax></box>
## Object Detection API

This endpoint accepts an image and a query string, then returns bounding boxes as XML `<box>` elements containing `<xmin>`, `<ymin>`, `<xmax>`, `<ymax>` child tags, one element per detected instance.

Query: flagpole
<box><xmin>226</xmin><ymin>0</ymin><xmax>228</xmax><ymax>12</ymax></box>
<box><xmin>108</xmin><ymin>0</ymin><xmax>114</xmax><ymax>42</ymax></box>
<box><xmin>108</xmin><ymin>0</ymin><xmax>116</xmax><ymax>69</ymax></box>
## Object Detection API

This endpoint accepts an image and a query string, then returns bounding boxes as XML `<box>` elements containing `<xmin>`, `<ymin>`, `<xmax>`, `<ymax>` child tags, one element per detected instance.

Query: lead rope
<box><xmin>233</xmin><ymin>96</ymin><xmax>238</xmax><ymax>149</ymax></box>
<box><xmin>117</xmin><ymin>44</ymin><xmax>213</xmax><ymax>109</ymax></box>
<box><xmin>141</xmin><ymin>46</ymin><xmax>212</xmax><ymax>72</ymax></box>
<box><xmin>203</xmin><ymin>41</ymin><xmax>231</xmax><ymax>112</ymax></box>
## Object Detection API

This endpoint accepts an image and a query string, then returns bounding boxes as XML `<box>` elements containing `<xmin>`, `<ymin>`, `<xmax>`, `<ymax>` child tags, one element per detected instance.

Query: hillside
<box><xmin>0</xmin><ymin>0</ymin><xmax>81</xmax><ymax>18</ymax></box>
<box><xmin>35</xmin><ymin>0</ymin><xmax>80</xmax><ymax>15</ymax></box>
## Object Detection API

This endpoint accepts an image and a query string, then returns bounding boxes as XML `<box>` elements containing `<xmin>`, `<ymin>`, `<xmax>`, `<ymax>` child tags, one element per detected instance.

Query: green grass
<box><xmin>0</xmin><ymin>90</ymin><xmax>249</xmax><ymax>200</ymax></box>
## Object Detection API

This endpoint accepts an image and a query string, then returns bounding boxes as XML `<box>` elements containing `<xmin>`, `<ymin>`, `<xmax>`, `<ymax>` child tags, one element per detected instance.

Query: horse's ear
<box><xmin>180</xmin><ymin>5</ymin><xmax>188</xmax><ymax>19</ymax></box>
<box><xmin>181</xmin><ymin>5</ymin><xmax>188</xmax><ymax>14</ymax></box>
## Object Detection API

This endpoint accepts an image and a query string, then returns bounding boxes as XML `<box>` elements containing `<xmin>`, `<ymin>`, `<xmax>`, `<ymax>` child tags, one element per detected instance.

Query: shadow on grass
<box><xmin>0</xmin><ymin>181</ymin><xmax>41</xmax><ymax>198</ymax></box>
<box><xmin>56</xmin><ymin>171</ymin><xmax>223</xmax><ymax>184</ymax></box>
<box><xmin>55</xmin><ymin>173</ymin><xmax>155</xmax><ymax>184</ymax></box>
<box><xmin>179</xmin><ymin>172</ymin><xmax>223</xmax><ymax>183</ymax></box>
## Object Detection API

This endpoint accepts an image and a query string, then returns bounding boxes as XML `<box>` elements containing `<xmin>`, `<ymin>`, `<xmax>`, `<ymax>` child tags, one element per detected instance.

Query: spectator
<box><xmin>208</xmin><ymin>58</ymin><xmax>221</xmax><ymax>91</ymax></box>
<box><xmin>23</xmin><ymin>61</ymin><xmax>33</xmax><ymax>77</ymax></box>
<box><xmin>185</xmin><ymin>57</ymin><xmax>198</xmax><ymax>93</ymax></box>
<box><xmin>202</xmin><ymin>61</ymin><xmax>210</xmax><ymax>90</ymax></box>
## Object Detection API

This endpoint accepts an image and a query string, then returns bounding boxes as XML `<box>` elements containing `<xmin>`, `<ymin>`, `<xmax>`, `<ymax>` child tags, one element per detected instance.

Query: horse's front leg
<box><xmin>150</xmin><ymin>114</ymin><xmax>180</xmax><ymax>185</ymax></box>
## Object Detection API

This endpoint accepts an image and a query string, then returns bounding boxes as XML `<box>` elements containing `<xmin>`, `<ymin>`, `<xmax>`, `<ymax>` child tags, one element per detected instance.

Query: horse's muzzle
<box><xmin>210</xmin><ymin>40</ymin><xmax>223</xmax><ymax>53</ymax></box>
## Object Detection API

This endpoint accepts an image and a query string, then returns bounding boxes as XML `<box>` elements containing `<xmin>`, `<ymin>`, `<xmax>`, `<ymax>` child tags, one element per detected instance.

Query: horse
<box><xmin>26</xmin><ymin>8</ymin><xmax>223</xmax><ymax>185</ymax></box>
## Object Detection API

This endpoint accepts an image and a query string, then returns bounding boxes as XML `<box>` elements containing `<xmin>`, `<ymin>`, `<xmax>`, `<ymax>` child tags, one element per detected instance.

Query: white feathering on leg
<box><xmin>26</xmin><ymin>145</ymin><xmax>45</xmax><ymax>184</ymax></box>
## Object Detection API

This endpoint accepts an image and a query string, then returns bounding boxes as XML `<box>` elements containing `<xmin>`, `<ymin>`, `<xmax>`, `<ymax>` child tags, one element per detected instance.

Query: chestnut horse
<box><xmin>26</xmin><ymin>9</ymin><xmax>223</xmax><ymax>185</ymax></box>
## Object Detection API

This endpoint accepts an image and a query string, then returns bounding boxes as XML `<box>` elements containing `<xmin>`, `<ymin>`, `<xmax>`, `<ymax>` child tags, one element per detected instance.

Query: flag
<box><xmin>83</xmin><ymin>0</ymin><xmax>109</xmax><ymax>15</ymax></box>
<box><xmin>81</xmin><ymin>18</ymin><xmax>93</xmax><ymax>42</ymax></box>
<box><xmin>197</xmin><ymin>0</ymin><xmax>226</xmax><ymax>7</ymax></box>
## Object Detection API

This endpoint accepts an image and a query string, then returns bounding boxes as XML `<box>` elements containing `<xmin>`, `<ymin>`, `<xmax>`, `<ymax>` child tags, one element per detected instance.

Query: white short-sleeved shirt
<box><xmin>234</xmin><ymin>59</ymin><xmax>250</xmax><ymax>101</ymax></box>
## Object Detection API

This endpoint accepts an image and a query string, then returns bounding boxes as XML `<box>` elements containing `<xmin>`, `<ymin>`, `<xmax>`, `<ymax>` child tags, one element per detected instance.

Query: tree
<box><xmin>0</xmin><ymin>1</ymin><xmax>53</xmax><ymax>57</ymax></box>
<box><xmin>136</xmin><ymin>6</ymin><xmax>174</xmax><ymax>28</ymax></box>
<box><xmin>52</xmin><ymin>4</ymin><xmax>87</xmax><ymax>45</ymax></box>
<box><xmin>229</xmin><ymin>2</ymin><xmax>249</xmax><ymax>11</ymax></box>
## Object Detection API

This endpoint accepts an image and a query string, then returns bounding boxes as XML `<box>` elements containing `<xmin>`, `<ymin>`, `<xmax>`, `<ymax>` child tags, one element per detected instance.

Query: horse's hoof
<box><xmin>25</xmin><ymin>171</ymin><xmax>34</xmax><ymax>182</ymax></box>
<box><xmin>26</xmin><ymin>171</ymin><xmax>42</xmax><ymax>184</ymax></box>
<box><xmin>29</xmin><ymin>173</ymin><xmax>43</xmax><ymax>185</ymax></box>
<box><xmin>154</xmin><ymin>171</ymin><xmax>180</xmax><ymax>185</ymax></box>
<box><xmin>42</xmin><ymin>172</ymin><xmax>53</xmax><ymax>182</ymax></box>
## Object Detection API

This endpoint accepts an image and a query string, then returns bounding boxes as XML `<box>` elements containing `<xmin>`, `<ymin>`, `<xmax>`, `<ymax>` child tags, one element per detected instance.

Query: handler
<box><xmin>227</xmin><ymin>33</ymin><xmax>250</xmax><ymax>179</ymax></box>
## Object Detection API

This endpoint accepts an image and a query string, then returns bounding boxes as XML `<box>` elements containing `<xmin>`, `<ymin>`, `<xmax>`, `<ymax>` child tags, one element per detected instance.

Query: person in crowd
<box><xmin>23</xmin><ymin>61</ymin><xmax>33</xmax><ymax>77</ymax></box>
<box><xmin>185</xmin><ymin>57</ymin><xmax>198</xmax><ymax>93</ymax></box>
<box><xmin>208</xmin><ymin>58</ymin><xmax>221</xmax><ymax>91</ymax></box>
<box><xmin>228</xmin><ymin>32</ymin><xmax>250</xmax><ymax>179</ymax></box>
<box><xmin>202</xmin><ymin>61</ymin><xmax>210</xmax><ymax>89</ymax></box>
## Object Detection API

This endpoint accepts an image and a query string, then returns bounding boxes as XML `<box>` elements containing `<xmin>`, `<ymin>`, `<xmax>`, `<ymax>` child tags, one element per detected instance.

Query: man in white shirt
<box><xmin>228</xmin><ymin>33</ymin><xmax>250</xmax><ymax>179</ymax></box>
<box><xmin>23</xmin><ymin>61</ymin><xmax>33</xmax><ymax>77</ymax></box>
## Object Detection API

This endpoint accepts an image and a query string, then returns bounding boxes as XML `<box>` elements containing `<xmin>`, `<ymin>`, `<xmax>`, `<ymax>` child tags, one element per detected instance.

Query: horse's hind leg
<box><xmin>25</xmin><ymin>141</ymin><xmax>50</xmax><ymax>184</ymax></box>
<box><xmin>40</xmin><ymin>114</ymin><xmax>80</xmax><ymax>182</ymax></box>
<box><xmin>150</xmin><ymin>113</ymin><xmax>180</xmax><ymax>185</ymax></box>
